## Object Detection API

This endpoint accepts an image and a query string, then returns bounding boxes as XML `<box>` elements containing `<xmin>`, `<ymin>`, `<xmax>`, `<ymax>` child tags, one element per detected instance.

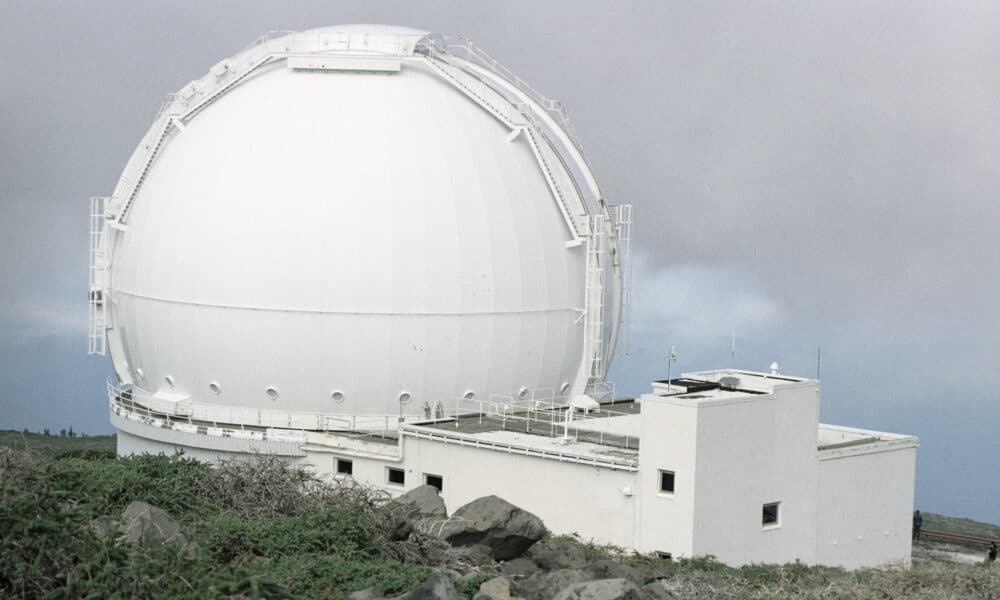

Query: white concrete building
<box><xmin>92</xmin><ymin>25</ymin><xmax>918</xmax><ymax>570</ymax></box>
<box><xmin>113</xmin><ymin>368</ymin><xmax>918</xmax><ymax>569</ymax></box>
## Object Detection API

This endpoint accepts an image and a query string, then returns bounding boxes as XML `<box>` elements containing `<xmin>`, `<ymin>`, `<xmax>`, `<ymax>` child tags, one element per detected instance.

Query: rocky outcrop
<box><xmin>513</xmin><ymin>569</ymin><xmax>591</xmax><ymax>600</ymax></box>
<box><xmin>528</xmin><ymin>537</ymin><xmax>589</xmax><ymax>570</ymax></box>
<box><xmin>399</xmin><ymin>572</ymin><xmax>461</xmax><ymax>600</ymax></box>
<box><xmin>552</xmin><ymin>578</ymin><xmax>643</xmax><ymax>600</ymax></box>
<box><xmin>396</xmin><ymin>485</ymin><xmax>449</xmax><ymax>520</ymax></box>
<box><xmin>437</xmin><ymin>496</ymin><xmax>546</xmax><ymax>561</ymax></box>
<box><xmin>473</xmin><ymin>576</ymin><xmax>516</xmax><ymax>600</ymax></box>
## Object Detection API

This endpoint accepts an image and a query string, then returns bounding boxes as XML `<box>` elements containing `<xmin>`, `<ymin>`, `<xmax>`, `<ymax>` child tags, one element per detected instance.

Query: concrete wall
<box><xmin>815</xmin><ymin>445</ymin><xmax>916</xmax><ymax>568</ymax></box>
<box><xmin>690</xmin><ymin>382</ymin><xmax>820</xmax><ymax>565</ymax></box>
<box><xmin>399</xmin><ymin>436</ymin><xmax>638</xmax><ymax>547</ymax></box>
<box><xmin>636</xmin><ymin>395</ymin><xmax>699</xmax><ymax>556</ymax></box>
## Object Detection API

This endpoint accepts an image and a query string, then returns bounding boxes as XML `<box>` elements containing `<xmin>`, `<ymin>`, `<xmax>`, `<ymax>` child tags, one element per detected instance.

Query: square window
<box><xmin>425</xmin><ymin>473</ymin><xmax>443</xmax><ymax>492</ymax></box>
<box><xmin>388</xmin><ymin>467</ymin><xmax>405</xmax><ymax>486</ymax></box>
<box><xmin>659</xmin><ymin>470</ymin><xmax>675</xmax><ymax>494</ymax></box>
<box><xmin>336</xmin><ymin>458</ymin><xmax>353</xmax><ymax>475</ymax></box>
<box><xmin>762</xmin><ymin>502</ymin><xmax>780</xmax><ymax>527</ymax></box>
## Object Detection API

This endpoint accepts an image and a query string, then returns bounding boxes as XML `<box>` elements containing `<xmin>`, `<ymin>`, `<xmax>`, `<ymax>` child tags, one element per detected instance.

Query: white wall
<box><xmin>690</xmin><ymin>382</ymin><xmax>820</xmax><ymax>565</ymax></box>
<box><xmin>399</xmin><ymin>436</ymin><xmax>638</xmax><ymax>546</ymax></box>
<box><xmin>636</xmin><ymin>395</ymin><xmax>699</xmax><ymax>556</ymax></box>
<box><xmin>815</xmin><ymin>446</ymin><xmax>916</xmax><ymax>568</ymax></box>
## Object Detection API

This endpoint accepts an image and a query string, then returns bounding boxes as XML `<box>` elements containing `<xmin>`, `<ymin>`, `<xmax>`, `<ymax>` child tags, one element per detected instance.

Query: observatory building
<box><xmin>88</xmin><ymin>25</ymin><xmax>917</xmax><ymax>569</ymax></box>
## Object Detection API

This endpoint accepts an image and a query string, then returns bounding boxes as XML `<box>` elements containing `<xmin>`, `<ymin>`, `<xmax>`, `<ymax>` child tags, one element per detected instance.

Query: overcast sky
<box><xmin>1</xmin><ymin>1</ymin><xmax>998</xmax><ymax>524</ymax></box>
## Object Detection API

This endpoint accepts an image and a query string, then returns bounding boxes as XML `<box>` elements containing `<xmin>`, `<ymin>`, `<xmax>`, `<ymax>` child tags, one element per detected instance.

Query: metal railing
<box><xmin>451</xmin><ymin>393</ymin><xmax>638</xmax><ymax>451</ymax></box>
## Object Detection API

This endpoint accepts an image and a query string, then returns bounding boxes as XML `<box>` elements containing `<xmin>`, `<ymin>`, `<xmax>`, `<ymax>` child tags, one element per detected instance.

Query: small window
<box><xmin>762</xmin><ymin>502</ymin><xmax>780</xmax><ymax>527</ymax></box>
<box><xmin>387</xmin><ymin>467</ymin><xmax>405</xmax><ymax>486</ymax></box>
<box><xmin>425</xmin><ymin>474</ymin><xmax>443</xmax><ymax>492</ymax></box>
<box><xmin>336</xmin><ymin>459</ymin><xmax>353</xmax><ymax>476</ymax></box>
<box><xmin>659</xmin><ymin>470</ymin><xmax>675</xmax><ymax>494</ymax></box>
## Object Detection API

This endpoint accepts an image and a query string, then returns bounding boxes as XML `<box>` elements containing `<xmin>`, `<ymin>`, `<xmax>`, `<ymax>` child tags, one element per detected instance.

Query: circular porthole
<box><xmin>134</xmin><ymin>368</ymin><xmax>145</xmax><ymax>382</ymax></box>
<box><xmin>518</xmin><ymin>387</ymin><xmax>530</xmax><ymax>400</ymax></box>
<box><xmin>463</xmin><ymin>390</ymin><xmax>476</xmax><ymax>401</ymax></box>
<box><xmin>398</xmin><ymin>392</ymin><xmax>412</xmax><ymax>405</ymax></box>
<box><xmin>164</xmin><ymin>375</ymin><xmax>175</xmax><ymax>388</ymax></box>
<box><xmin>560</xmin><ymin>381</ymin><xmax>571</xmax><ymax>394</ymax></box>
<box><xmin>331</xmin><ymin>390</ymin><xmax>345</xmax><ymax>403</ymax></box>
<box><xmin>265</xmin><ymin>386</ymin><xmax>280</xmax><ymax>400</ymax></box>
<box><xmin>209</xmin><ymin>382</ymin><xmax>222</xmax><ymax>395</ymax></box>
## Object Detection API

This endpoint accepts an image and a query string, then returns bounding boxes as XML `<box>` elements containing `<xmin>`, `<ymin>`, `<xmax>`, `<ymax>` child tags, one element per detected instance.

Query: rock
<box><xmin>512</xmin><ymin>569</ymin><xmax>589</xmax><ymax>600</ymax></box>
<box><xmin>552</xmin><ymin>578</ymin><xmax>643</xmax><ymax>600</ymax></box>
<box><xmin>528</xmin><ymin>537</ymin><xmax>589</xmax><ymax>570</ymax></box>
<box><xmin>438</xmin><ymin>496</ymin><xmax>546</xmax><ymax>560</ymax></box>
<box><xmin>396</xmin><ymin>485</ymin><xmax>449</xmax><ymax>520</ymax></box>
<box><xmin>460</xmin><ymin>543</ymin><xmax>497</xmax><ymax>567</ymax></box>
<box><xmin>473</xmin><ymin>576</ymin><xmax>514</xmax><ymax>600</ymax></box>
<box><xmin>118</xmin><ymin>501</ymin><xmax>187</xmax><ymax>548</ymax></box>
<box><xmin>500</xmin><ymin>558</ymin><xmax>540</xmax><ymax>578</ymax></box>
<box><xmin>89</xmin><ymin>516</ymin><xmax>118</xmax><ymax>541</ymax></box>
<box><xmin>586</xmin><ymin>559</ymin><xmax>666</xmax><ymax>586</ymax></box>
<box><xmin>399</xmin><ymin>572</ymin><xmax>461</xmax><ymax>600</ymax></box>
<box><xmin>347</xmin><ymin>587</ymin><xmax>385</xmax><ymax>600</ymax></box>
<box><xmin>640</xmin><ymin>581</ymin><xmax>677</xmax><ymax>600</ymax></box>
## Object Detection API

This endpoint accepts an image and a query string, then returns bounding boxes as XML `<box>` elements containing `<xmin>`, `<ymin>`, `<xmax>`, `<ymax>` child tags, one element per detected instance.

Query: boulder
<box><xmin>396</xmin><ymin>485</ymin><xmax>449</xmax><ymax>520</ymax></box>
<box><xmin>500</xmin><ymin>558</ymin><xmax>540</xmax><ymax>579</ymax></box>
<box><xmin>347</xmin><ymin>587</ymin><xmax>386</xmax><ymax>600</ymax></box>
<box><xmin>118</xmin><ymin>501</ymin><xmax>188</xmax><ymax>548</ymax></box>
<box><xmin>640</xmin><ymin>581</ymin><xmax>677</xmax><ymax>600</ymax></box>
<box><xmin>89</xmin><ymin>516</ymin><xmax>118</xmax><ymax>541</ymax></box>
<box><xmin>586</xmin><ymin>559</ymin><xmax>667</xmax><ymax>586</ymax></box>
<box><xmin>438</xmin><ymin>496</ymin><xmax>546</xmax><ymax>560</ymax></box>
<box><xmin>473</xmin><ymin>576</ymin><xmax>515</xmax><ymax>600</ymax></box>
<box><xmin>399</xmin><ymin>572</ymin><xmax>461</xmax><ymax>600</ymax></box>
<box><xmin>528</xmin><ymin>537</ymin><xmax>589</xmax><ymax>570</ymax></box>
<box><xmin>512</xmin><ymin>569</ymin><xmax>589</xmax><ymax>600</ymax></box>
<box><xmin>552</xmin><ymin>578</ymin><xmax>643</xmax><ymax>600</ymax></box>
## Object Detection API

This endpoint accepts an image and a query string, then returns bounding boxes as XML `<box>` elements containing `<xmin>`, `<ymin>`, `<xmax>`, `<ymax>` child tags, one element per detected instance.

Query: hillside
<box><xmin>1</xmin><ymin>434</ymin><xmax>998</xmax><ymax>599</ymax></box>
<box><xmin>0</xmin><ymin>429</ymin><xmax>116</xmax><ymax>457</ymax></box>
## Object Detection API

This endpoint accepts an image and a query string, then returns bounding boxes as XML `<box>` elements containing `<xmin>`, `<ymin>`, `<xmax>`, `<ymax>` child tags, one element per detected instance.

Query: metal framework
<box><xmin>88</xmin><ymin>196</ymin><xmax>108</xmax><ymax>355</ymax></box>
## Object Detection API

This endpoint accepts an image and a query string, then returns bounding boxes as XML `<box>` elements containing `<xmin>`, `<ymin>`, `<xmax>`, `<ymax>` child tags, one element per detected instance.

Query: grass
<box><xmin>922</xmin><ymin>512</ymin><xmax>1000</xmax><ymax>540</ymax></box>
<box><xmin>0</xmin><ymin>429</ymin><xmax>116</xmax><ymax>457</ymax></box>
<box><xmin>0</xmin><ymin>446</ymin><xmax>431</xmax><ymax>599</ymax></box>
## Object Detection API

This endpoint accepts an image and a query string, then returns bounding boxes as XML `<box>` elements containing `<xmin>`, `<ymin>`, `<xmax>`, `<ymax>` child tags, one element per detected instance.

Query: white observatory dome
<box><xmin>91</xmin><ymin>25</ymin><xmax>628</xmax><ymax>431</ymax></box>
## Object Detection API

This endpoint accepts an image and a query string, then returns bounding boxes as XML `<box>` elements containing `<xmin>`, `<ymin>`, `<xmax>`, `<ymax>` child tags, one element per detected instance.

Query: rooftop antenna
<box><xmin>666</xmin><ymin>346</ymin><xmax>678</xmax><ymax>392</ymax></box>
<box><xmin>816</xmin><ymin>344</ymin><xmax>821</xmax><ymax>380</ymax></box>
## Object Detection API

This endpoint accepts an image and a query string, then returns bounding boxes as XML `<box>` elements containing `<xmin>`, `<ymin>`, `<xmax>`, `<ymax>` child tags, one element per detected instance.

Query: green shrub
<box><xmin>198</xmin><ymin>507</ymin><xmax>383</xmax><ymax>563</ymax></box>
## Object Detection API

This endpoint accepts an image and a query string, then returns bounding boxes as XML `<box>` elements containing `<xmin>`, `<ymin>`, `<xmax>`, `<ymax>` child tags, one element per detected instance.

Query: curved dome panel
<box><xmin>103</xmin><ymin>28</ymin><xmax>605</xmax><ymax>425</ymax></box>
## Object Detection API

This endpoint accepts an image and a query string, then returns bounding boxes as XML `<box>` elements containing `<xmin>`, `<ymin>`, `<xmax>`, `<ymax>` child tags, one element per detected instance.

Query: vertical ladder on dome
<box><xmin>88</xmin><ymin>196</ymin><xmax>108</xmax><ymax>356</ymax></box>
<box><xmin>614</xmin><ymin>204</ymin><xmax>633</xmax><ymax>355</ymax></box>
<box><xmin>583</xmin><ymin>214</ymin><xmax>605</xmax><ymax>379</ymax></box>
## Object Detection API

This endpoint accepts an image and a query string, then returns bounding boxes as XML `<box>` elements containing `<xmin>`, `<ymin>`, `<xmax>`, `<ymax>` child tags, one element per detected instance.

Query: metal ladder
<box><xmin>613</xmin><ymin>204</ymin><xmax>633</xmax><ymax>354</ymax></box>
<box><xmin>583</xmin><ymin>214</ymin><xmax>606</xmax><ymax>378</ymax></box>
<box><xmin>88</xmin><ymin>196</ymin><xmax>108</xmax><ymax>355</ymax></box>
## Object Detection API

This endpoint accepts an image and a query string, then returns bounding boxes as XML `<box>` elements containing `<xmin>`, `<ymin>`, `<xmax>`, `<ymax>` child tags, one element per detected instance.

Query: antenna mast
<box><xmin>666</xmin><ymin>347</ymin><xmax>678</xmax><ymax>392</ymax></box>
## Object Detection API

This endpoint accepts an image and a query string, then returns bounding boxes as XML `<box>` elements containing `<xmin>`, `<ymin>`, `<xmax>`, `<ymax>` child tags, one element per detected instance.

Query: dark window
<box><xmin>388</xmin><ymin>467</ymin><xmax>405</xmax><ymax>485</ymax></box>
<box><xmin>762</xmin><ymin>502</ymin><xmax>780</xmax><ymax>526</ymax></box>
<box><xmin>425</xmin><ymin>474</ymin><xmax>443</xmax><ymax>492</ymax></box>
<box><xmin>659</xmin><ymin>470</ymin><xmax>675</xmax><ymax>494</ymax></box>
<box><xmin>336</xmin><ymin>459</ymin><xmax>353</xmax><ymax>475</ymax></box>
